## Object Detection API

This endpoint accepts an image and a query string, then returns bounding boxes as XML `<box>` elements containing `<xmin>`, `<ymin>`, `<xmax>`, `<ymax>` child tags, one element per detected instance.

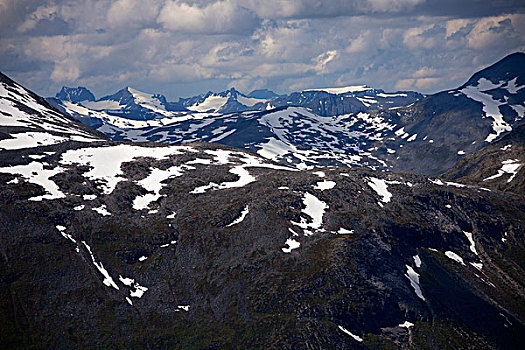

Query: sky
<box><xmin>1</xmin><ymin>0</ymin><xmax>524</xmax><ymax>100</ymax></box>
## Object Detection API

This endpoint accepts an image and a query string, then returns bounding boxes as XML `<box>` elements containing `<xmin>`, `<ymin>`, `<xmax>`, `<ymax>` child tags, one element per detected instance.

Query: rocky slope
<box><xmin>0</xmin><ymin>64</ymin><xmax>524</xmax><ymax>349</ymax></box>
<box><xmin>443</xmin><ymin>123</ymin><xmax>524</xmax><ymax>194</ymax></box>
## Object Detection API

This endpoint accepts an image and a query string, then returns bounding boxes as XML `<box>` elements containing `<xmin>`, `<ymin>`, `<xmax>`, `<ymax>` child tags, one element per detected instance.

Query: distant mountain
<box><xmin>177</xmin><ymin>85</ymin><xmax>424</xmax><ymax>115</ymax></box>
<box><xmin>247</xmin><ymin>88</ymin><xmax>280</xmax><ymax>99</ymax></box>
<box><xmin>178</xmin><ymin>87</ymin><xmax>269</xmax><ymax>113</ymax></box>
<box><xmin>269</xmin><ymin>86</ymin><xmax>423</xmax><ymax>116</ymax></box>
<box><xmin>1</xmin><ymin>72</ymin><xmax>524</xmax><ymax>349</ymax></box>
<box><xmin>48</xmin><ymin>86</ymin><xmax>188</xmax><ymax>122</ymax></box>
<box><xmin>50</xmin><ymin>83</ymin><xmax>423</xmax><ymax>124</ymax></box>
<box><xmin>56</xmin><ymin>86</ymin><xmax>95</xmax><ymax>103</ymax></box>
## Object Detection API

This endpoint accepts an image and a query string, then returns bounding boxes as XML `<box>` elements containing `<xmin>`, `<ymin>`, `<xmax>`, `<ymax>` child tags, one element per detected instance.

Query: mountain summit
<box><xmin>56</xmin><ymin>86</ymin><xmax>95</xmax><ymax>103</ymax></box>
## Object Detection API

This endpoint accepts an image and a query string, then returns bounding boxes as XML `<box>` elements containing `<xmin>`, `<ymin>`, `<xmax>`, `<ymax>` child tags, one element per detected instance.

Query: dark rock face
<box><xmin>0</xmin><ymin>70</ymin><xmax>524</xmax><ymax>349</ymax></box>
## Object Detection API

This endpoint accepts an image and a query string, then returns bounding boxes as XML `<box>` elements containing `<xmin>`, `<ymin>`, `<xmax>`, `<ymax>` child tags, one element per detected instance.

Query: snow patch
<box><xmin>0</xmin><ymin>162</ymin><xmax>65</xmax><ymax>201</ymax></box>
<box><xmin>368</xmin><ymin>177</ymin><xmax>392</xmax><ymax>203</ymax></box>
<box><xmin>337</xmin><ymin>228</ymin><xmax>354</xmax><ymax>234</ymax></box>
<box><xmin>60</xmin><ymin>144</ymin><xmax>192</xmax><ymax>195</ymax></box>
<box><xmin>460</xmin><ymin>79</ymin><xmax>512</xmax><ymax>142</ymax></box>
<box><xmin>445</xmin><ymin>251</ymin><xmax>466</xmax><ymax>265</ymax></box>
<box><xmin>227</xmin><ymin>206</ymin><xmax>249</xmax><ymax>227</ymax></box>
<box><xmin>282</xmin><ymin>238</ymin><xmax>300</xmax><ymax>253</ymax></box>
<box><xmin>399</xmin><ymin>321</ymin><xmax>414</xmax><ymax>328</ymax></box>
<box><xmin>338</xmin><ymin>325</ymin><xmax>363</xmax><ymax>342</ymax></box>
<box><xmin>413</xmin><ymin>255</ymin><xmax>421</xmax><ymax>268</ymax></box>
<box><xmin>291</xmin><ymin>192</ymin><xmax>328</xmax><ymax>234</ymax></box>
<box><xmin>314</xmin><ymin>180</ymin><xmax>336</xmax><ymax>191</ymax></box>
<box><xmin>305</xmin><ymin>85</ymin><xmax>372</xmax><ymax>94</ymax></box>
<box><xmin>82</xmin><ymin>241</ymin><xmax>119</xmax><ymax>290</ymax></box>
<box><xmin>405</xmin><ymin>265</ymin><xmax>425</xmax><ymax>301</ymax></box>
<box><xmin>463</xmin><ymin>231</ymin><xmax>478</xmax><ymax>255</ymax></box>
<box><xmin>92</xmin><ymin>204</ymin><xmax>111</xmax><ymax>216</ymax></box>
<box><xmin>133</xmin><ymin>165</ymin><xmax>188</xmax><ymax>210</ymax></box>
<box><xmin>483</xmin><ymin>159</ymin><xmax>522</xmax><ymax>183</ymax></box>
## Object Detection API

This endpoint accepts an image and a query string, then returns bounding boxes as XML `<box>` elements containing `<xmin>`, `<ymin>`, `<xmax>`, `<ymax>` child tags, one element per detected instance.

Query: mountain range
<box><xmin>47</xmin><ymin>82</ymin><xmax>423</xmax><ymax>119</ymax></box>
<box><xmin>47</xmin><ymin>53</ymin><xmax>525</xmax><ymax>176</ymax></box>
<box><xmin>0</xmin><ymin>53</ymin><xmax>524</xmax><ymax>349</ymax></box>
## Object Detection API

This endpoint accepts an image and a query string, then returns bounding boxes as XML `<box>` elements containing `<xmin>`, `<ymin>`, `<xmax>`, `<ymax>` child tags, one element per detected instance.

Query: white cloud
<box><xmin>51</xmin><ymin>61</ymin><xmax>80</xmax><ymax>82</ymax></box>
<box><xmin>395</xmin><ymin>77</ymin><xmax>441</xmax><ymax>90</ymax></box>
<box><xmin>403</xmin><ymin>24</ymin><xmax>440</xmax><ymax>49</ymax></box>
<box><xmin>412</xmin><ymin>67</ymin><xmax>437</xmax><ymax>77</ymax></box>
<box><xmin>445</xmin><ymin>18</ymin><xmax>471</xmax><ymax>39</ymax></box>
<box><xmin>148</xmin><ymin>62</ymin><xmax>213</xmax><ymax>82</ymax></box>
<box><xmin>314</xmin><ymin>50</ymin><xmax>337</xmax><ymax>73</ymax></box>
<box><xmin>466</xmin><ymin>14</ymin><xmax>523</xmax><ymax>49</ymax></box>
<box><xmin>367</xmin><ymin>0</ymin><xmax>425</xmax><ymax>12</ymax></box>
<box><xmin>106</xmin><ymin>0</ymin><xmax>161</xmax><ymax>29</ymax></box>
<box><xmin>243</xmin><ymin>0</ymin><xmax>425</xmax><ymax>18</ymax></box>
<box><xmin>157</xmin><ymin>0</ymin><xmax>258</xmax><ymax>34</ymax></box>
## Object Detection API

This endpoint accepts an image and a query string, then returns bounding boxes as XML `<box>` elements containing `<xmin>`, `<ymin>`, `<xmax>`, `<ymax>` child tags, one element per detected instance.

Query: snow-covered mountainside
<box><xmin>1</xmin><ymin>74</ymin><xmax>524</xmax><ymax>349</ymax></box>
<box><xmin>98</xmin><ymin>106</ymin><xmax>396</xmax><ymax>170</ymax></box>
<box><xmin>0</xmin><ymin>73</ymin><xmax>105</xmax><ymax>153</ymax></box>
<box><xmin>271</xmin><ymin>85</ymin><xmax>423</xmax><ymax>116</ymax></box>
<box><xmin>179</xmin><ymin>87</ymin><xmax>269</xmax><ymax>113</ymax></box>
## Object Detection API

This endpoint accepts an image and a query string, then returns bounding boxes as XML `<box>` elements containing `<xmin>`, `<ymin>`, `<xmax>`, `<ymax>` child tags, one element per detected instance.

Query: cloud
<box><xmin>17</xmin><ymin>3</ymin><xmax>59</xmax><ymax>32</ymax></box>
<box><xmin>148</xmin><ymin>63</ymin><xmax>213</xmax><ymax>82</ymax></box>
<box><xmin>466</xmin><ymin>14</ymin><xmax>524</xmax><ymax>49</ymax></box>
<box><xmin>395</xmin><ymin>77</ymin><xmax>441</xmax><ymax>90</ymax></box>
<box><xmin>445</xmin><ymin>18</ymin><xmax>472</xmax><ymax>38</ymax></box>
<box><xmin>50</xmin><ymin>62</ymin><xmax>80</xmax><ymax>82</ymax></box>
<box><xmin>403</xmin><ymin>24</ymin><xmax>441</xmax><ymax>49</ymax></box>
<box><xmin>314</xmin><ymin>50</ymin><xmax>337</xmax><ymax>73</ymax></box>
<box><xmin>1</xmin><ymin>0</ymin><xmax>524</xmax><ymax>99</ymax></box>
<box><xmin>244</xmin><ymin>0</ymin><xmax>425</xmax><ymax>19</ymax></box>
<box><xmin>346</xmin><ymin>30</ymin><xmax>373</xmax><ymax>53</ymax></box>
<box><xmin>412</xmin><ymin>67</ymin><xmax>437</xmax><ymax>77</ymax></box>
<box><xmin>106</xmin><ymin>0</ymin><xmax>161</xmax><ymax>29</ymax></box>
<box><xmin>157</xmin><ymin>0</ymin><xmax>259</xmax><ymax>34</ymax></box>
